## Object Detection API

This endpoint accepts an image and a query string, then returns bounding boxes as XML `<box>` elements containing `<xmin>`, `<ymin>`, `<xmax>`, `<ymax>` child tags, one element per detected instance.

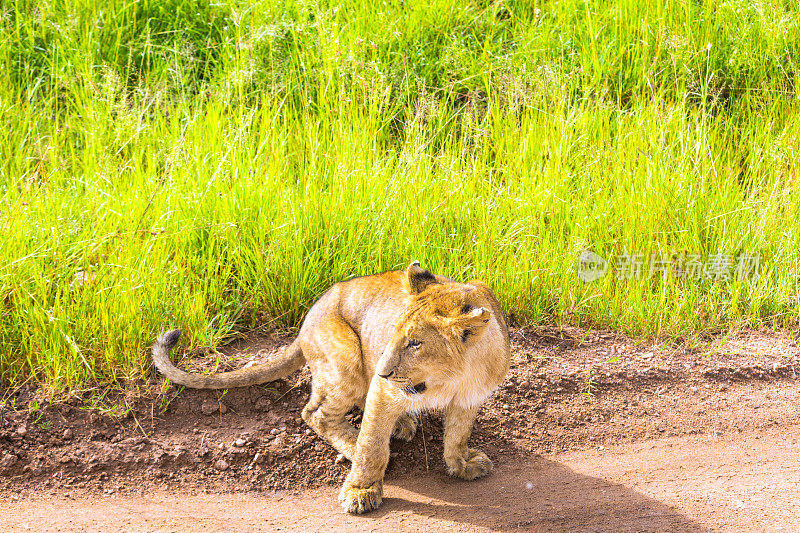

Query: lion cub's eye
<box><xmin>406</xmin><ymin>339</ymin><xmax>422</xmax><ymax>349</ymax></box>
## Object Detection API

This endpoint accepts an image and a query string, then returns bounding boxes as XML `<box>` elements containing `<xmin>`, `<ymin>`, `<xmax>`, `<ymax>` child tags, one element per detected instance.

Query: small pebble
<box><xmin>62</xmin><ymin>428</ymin><xmax>74</xmax><ymax>440</ymax></box>
<box><xmin>214</xmin><ymin>459</ymin><xmax>229</xmax><ymax>471</ymax></box>
<box><xmin>1</xmin><ymin>453</ymin><xmax>18</xmax><ymax>469</ymax></box>
<box><xmin>234</xmin><ymin>438</ymin><xmax>247</xmax><ymax>447</ymax></box>
<box><xmin>16</xmin><ymin>425</ymin><xmax>27</xmax><ymax>437</ymax></box>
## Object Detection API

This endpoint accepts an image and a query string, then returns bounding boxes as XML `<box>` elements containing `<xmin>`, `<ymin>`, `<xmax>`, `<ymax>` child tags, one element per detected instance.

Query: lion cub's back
<box><xmin>296</xmin><ymin>270</ymin><xmax>405</xmax><ymax>361</ymax></box>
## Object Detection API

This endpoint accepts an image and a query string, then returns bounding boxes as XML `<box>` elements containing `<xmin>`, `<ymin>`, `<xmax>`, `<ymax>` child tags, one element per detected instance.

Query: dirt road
<box><xmin>1</xmin><ymin>327</ymin><xmax>799</xmax><ymax>531</ymax></box>
<box><xmin>3</xmin><ymin>421</ymin><xmax>799</xmax><ymax>532</ymax></box>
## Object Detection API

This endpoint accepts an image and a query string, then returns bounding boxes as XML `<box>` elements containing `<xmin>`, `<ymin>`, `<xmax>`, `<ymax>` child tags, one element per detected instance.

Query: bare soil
<box><xmin>1</xmin><ymin>327</ymin><xmax>799</xmax><ymax>531</ymax></box>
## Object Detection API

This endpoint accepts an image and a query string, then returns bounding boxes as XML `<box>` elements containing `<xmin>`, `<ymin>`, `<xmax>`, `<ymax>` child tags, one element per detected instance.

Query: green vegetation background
<box><xmin>1</xmin><ymin>0</ymin><xmax>799</xmax><ymax>391</ymax></box>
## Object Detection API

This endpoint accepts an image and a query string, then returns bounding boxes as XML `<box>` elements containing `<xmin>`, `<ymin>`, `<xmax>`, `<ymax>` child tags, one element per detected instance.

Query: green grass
<box><xmin>1</xmin><ymin>0</ymin><xmax>799</xmax><ymax>392</ymax></box>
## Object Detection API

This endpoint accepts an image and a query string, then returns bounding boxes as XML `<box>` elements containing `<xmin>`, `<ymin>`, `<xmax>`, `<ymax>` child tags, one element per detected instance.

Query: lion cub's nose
<box><xmin>378</xmin><ymin>371</ymin><xmax>394</xmax><ymax>379</ymax></box>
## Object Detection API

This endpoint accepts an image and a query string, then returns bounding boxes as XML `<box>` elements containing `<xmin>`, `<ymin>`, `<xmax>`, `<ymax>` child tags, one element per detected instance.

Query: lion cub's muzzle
<box><xmin>379</xmin><ymin>372</ymin><xmax>427</xmax><ymax>395</ymax></box>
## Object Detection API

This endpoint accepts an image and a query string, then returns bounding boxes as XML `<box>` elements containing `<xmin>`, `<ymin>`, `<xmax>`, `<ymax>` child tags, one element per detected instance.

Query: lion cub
<box><xmin>152</xmin><ymin>262</ymin><xmax>510</xmax><ymax>513</ymax></box>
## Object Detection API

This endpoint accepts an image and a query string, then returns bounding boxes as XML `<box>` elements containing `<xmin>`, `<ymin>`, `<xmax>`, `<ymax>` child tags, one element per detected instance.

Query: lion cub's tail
<box><xmin>151</xmin><ymin>329</ymin><xmax>305</xmax><ymax>389</ymax></box>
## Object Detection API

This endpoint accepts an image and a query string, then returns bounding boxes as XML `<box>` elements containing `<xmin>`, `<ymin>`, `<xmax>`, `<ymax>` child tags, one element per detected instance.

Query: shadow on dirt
<box><xmin>363</xmin><ymin>456</ymin><xmax>707</xmax><ymax>532</ymax></box>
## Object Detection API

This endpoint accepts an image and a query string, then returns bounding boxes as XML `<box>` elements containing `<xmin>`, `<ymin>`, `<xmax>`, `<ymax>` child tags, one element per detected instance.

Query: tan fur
<box><xmin>152</xmin><ymin>262</ymin><xmax>511</xmax><ymax>514</ymax></box>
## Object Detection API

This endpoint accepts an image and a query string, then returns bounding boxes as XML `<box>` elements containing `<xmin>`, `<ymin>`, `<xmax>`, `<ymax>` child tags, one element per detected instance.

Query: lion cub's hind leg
<box><xmin>300</xmin><ymin>319</ymin><xmax>367</xmax><ymax>462</ymax></box>
<box><xmin>302</xmin><ymin>386</ymin><xmax>360</xmax><ymax>461</ymax></box>
<box><xmin>392</xmin><ymin>412</ymin><xmax>418</xmax><ymax>441</ymax></box>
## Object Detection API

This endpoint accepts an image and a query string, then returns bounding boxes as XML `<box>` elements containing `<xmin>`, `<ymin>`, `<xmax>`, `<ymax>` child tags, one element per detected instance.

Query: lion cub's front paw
<box><xmin>392</xmin><ymin>413</ymin><xmax>418</xmax><ymax>441</ymax></box>
<box><xmin>446</xmin><ymin>448</ymin><xmax>493</xmax><ymax>480</ymax></box>
<box><xmin>338</xmin><ymin>480</ymin><xmax>383</xmax><ymax>514</ymax></box>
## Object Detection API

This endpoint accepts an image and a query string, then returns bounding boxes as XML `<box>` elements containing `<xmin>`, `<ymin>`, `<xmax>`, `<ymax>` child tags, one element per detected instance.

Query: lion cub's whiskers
<box><xmin>420</xmin><ymin>412</ymin><xmax>429</xmax><ymax>471</ymax></box>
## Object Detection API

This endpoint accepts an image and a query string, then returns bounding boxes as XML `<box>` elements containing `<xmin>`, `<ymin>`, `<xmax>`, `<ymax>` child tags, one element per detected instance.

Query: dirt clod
<box><xmin>254</xmin><ymin>397</ymin><xmax>271</xmax><ymax>411</ymax></box>
<box><xmin>0</xmin><ymin>454</ymin><xmax>17</xmax><ymax>470</ymax></box>
<box><xmin>200</xmin><ymin>400</ymin><xmax>218</xmax><ymax>416</ymax></box>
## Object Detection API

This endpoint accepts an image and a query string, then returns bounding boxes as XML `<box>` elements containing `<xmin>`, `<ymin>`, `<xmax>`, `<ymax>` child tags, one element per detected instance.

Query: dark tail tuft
<box><xmin>158</xmin><ymin>329</ymin><xmax>181</xmax><ymax>349</ymax></box>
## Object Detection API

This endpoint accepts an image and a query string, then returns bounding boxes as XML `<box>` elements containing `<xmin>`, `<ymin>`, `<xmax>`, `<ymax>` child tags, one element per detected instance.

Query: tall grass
<box><xmin>1</xmin><ymin>0</ymin><xmax>799</xmax><ymax>391</ymax></box>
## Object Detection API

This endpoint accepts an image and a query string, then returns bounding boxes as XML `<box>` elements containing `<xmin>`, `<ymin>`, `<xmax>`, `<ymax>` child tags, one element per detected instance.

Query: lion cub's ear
<box><xmin>404</xmin><ymin>261</ymin><xmax>438</xmax><ymax>294</ymax></box>
<box><xmin>454</xmin><ymin>307</ymin><xmax>491</xmax><ymax>343</ymax></box>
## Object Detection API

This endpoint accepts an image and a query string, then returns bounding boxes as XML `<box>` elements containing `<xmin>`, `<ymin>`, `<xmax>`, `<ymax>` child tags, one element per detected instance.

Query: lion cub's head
<box><xmin>376</xmin><ymin>262</ymin><xmax>493</xmax><ymax>396</ymax></box>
